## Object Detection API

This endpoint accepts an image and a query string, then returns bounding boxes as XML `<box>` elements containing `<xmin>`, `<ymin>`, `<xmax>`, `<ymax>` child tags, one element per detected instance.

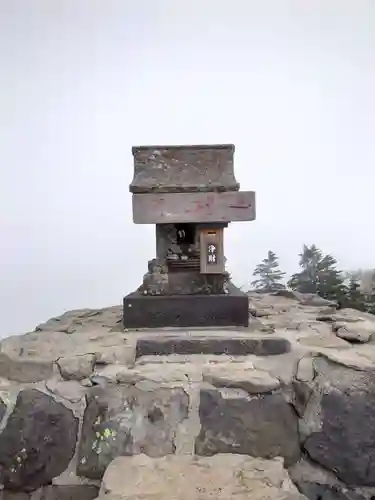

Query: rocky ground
<box><xmin>1</xmin><ymin>290</ymin><xmax>375</xmax><ymax>499</ymax></box>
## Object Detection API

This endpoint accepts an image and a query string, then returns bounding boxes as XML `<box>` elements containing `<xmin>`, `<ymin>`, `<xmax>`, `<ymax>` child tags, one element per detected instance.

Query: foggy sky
<box><xmin>1</xmin><ymin>0</ymin><xmax>374</xmax><ymax>337</ymax></box>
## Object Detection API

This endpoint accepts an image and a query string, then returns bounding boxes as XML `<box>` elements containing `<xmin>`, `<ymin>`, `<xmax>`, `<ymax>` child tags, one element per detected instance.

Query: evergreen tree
<box><xmin>357</xmin><ymin>271</ymin><xmax>375</xmax><ymax>314</ymax></box>
<box><xmin>316</xmin><ymin>254</ymin><xmax>347</xmax><ymax>302</ymax></box>
<box><xmin>343</xmin><ymin>275</ymin><xmax>366</xmax><ymax>311</ymax></box>
<box><xmin>288</xmin><ymin>244</ymin><xmax>346</xmax><ymax>302</ymax></box>
<box><xmin>288</xmin><ymin>244</ymin><xmax>322</xmax><ymax>293</ymax></box>
<box><xmin>364</xmin><ymin>295</ymin><xmax>375</xmax><ymax>315</ymax></box>
<box><xmin>251</xmin><ymin>251</ymin><xmax>286</xmax><ymax>291</ymax></box>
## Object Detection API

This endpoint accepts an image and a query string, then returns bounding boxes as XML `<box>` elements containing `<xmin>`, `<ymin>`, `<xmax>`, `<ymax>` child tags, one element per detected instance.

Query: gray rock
<box><xmin>299</xmin><ymin>295</ymin><xmax>337</xmax><ymax>307</ymax></box>
<box><xmin>135</xmin><ymin>335</ymin><xmax>291</xmax><ymax>358</ymax></box>
<box><xmin>296</xmin><ymin>356</ymin><xmax>316</xmax><ymax>383</ymax></box>
<box><xmin>333</xmin><ymin>308</ymin><xmax>375</xmax><ymax>323</ymax></box>
<box><xmin>289</xmin><ymin>458</ymin><xmax>367</xmax><ymax>500</ymax></box>
<box><xmin>317</xmin><ymin>348</ymin><xmax>375</xmax><ymax>371</ymax></box>
<box><xmin>0</xmin><ymin>395</ymin><xmax>6</xmax><ymax>423</ymax></box>
<box><xmin>0</xmin><ymin>389</ymin><xmax>78</xmax><ymax>491</ymax></box>
<box><xmin>271</xmin><ymin>290</ymin><xmax>337</xmax><ymax>307</ymax></box>
<box><xmin>0</xmin><ymin>492</ymin><xmax>31</xmax><ymax>500</ymax></box>
<box><xmin>40</xmin><ymin>485</ymin><xmax>99</xmax><ymax>500</ymax></box>
<box><xmin>77</xmin><ymin>384</ymin><xmax>189</xmax><ymax>480</ymax></box>
<box><xmin>56</xmin><ymin>354</ymin><xmax>96</xmax><ymax>381</ymax></box>
<box><xmin>335</xmin><ymin>325</ymin><xmax>372</xmax><ymax>344</ymax></box>
<box><xmin>202</xmin><ymin>365</ymin><xmax>281</xmax><ymax>393</ymax></box>
<box><xmin>97</xmin><ymin>454</ymin><xmax>306</xmax><ymax>500</ymax></box>
<box><xmin>34</xmin><ymin>306</ymin><xmax>122</xmax><ymax>333</ymax></box>
<box><xmin>45</xmin><ymin>378</ymin><xmax>88</xmax><ymax>403</ymax></box>
<box><xmin>302</xmin><ymin>357</ymin><xmax>375</xmax><ymax>485</ymax></box>
<box><xmin>272</xmin><ymin>289</ymin><xmax>304</xmax><ymax>301</ymax></box>
<box><xmin>195</xmin><ymin>388</ymin><xmax>300</xmax><ymax>466</ymax></box>
<box><xmin>94</xmin><ymin>345</ymin><xmax>135</xmax><ymax>366</ymax></box>
<box><xmin>0</xmin><ymin>353</ymin><xmax>53</xmax><ymax>383</ymax></box>
<box><xmin>292</xmin><ymin>379</ymin><xmax>314</xmax><ymax>418</ymax></box>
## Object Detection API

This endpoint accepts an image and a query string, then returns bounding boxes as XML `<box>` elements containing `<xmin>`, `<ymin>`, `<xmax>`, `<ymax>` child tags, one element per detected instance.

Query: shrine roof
<box><xmin>130</xmin><ymin>144</ymin><xmax>239</xmax><ymax>194</ymax></box>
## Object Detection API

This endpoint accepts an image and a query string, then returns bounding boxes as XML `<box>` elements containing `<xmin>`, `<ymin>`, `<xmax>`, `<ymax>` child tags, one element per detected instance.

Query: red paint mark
<box><xmin>195</xmin><ymin>201</ymin><xmax>205</xmax><ymax>212</ymax></box>
<box><xmin>194</xmin><ymin>194</ymin><xmax>215</xmax><ymax>212</ymax></box>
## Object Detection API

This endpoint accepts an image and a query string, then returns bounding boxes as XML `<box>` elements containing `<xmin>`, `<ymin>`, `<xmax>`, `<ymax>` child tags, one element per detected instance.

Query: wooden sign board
<box><xmin>132</xmin><ymin>191</ymin><xmax>256</xmax><ymax>224</ymax></box>
<box><xmin>200</xmin><ymin>228</ymin><xmax>224</xmax><ymax>274</ymax></box>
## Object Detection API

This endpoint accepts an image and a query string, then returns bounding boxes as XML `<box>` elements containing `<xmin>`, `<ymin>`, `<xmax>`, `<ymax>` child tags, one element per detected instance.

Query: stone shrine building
<box><xmin>123</xmin><ymin>144</ymin><xmax>256</xmax><ymax>328</ymax></box>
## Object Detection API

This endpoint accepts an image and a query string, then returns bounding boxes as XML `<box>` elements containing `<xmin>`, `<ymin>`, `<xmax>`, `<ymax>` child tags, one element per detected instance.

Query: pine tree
<box><xmin>358</xmin><ymin>270</ymin><xmax>375</xmax><ymax>314</ymax></box>
<box><xmin>316</xmin><ymin>254</ymin><xmax>347</xmax><ymax>302</ymax></box>
<box><xmin>251</xmin><ymin>251</ymin><xmax>286</xmax><ymax>291</ymax></box>
<box><xmin>343</xmin><ymin>275</ymin><xmax>366</xmax><ymax>311</ymax></box>
<box><xmin>288</xmin><ymin>244</ymin><xmax>322</xmax><ymax>293</ymax></box>
<box><xmin>288</xmin><ymin>244</ymin><xmax>346</xmax><ymax>303</ymax></box>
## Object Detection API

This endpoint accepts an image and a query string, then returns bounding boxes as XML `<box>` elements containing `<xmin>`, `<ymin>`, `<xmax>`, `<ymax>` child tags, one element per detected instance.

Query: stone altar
<box><xmin>123</xmin><ymin>144</ymin><xmax>256</xmax><ymax>328</ymax></box>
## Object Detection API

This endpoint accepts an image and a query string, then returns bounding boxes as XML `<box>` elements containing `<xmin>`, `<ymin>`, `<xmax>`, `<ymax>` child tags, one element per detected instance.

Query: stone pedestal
<box><xmin>123</xmin><ymin>289</ymin><xmax>249</xmax><ymax>329</ymax></box>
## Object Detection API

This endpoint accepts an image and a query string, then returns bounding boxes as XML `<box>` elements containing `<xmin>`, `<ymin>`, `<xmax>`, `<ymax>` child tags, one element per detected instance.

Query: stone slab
<box><xmin>123</xmin><ymin>291</ymin><xmax>249</xmax><ymax>329</ymax></box>
<box><xmin>130</xmin><ymin>144</ymin><xmax>239</xmax><ymax>194</ymax></box>
<box><xmin>195</xmin><ymin>388</ymin><xmax>300</xmax><ymax>466</ymax></box>
<box><xmin>97</xmin><ymin>454</ymin><xmax>304</xmax><ymax>500</ymax></box>
<box><xmin>135</xmin><ymin>335</ymin><xmax>291</xmax><ymax>359</ymax></box>
<box><xmin>132</xmin><ymin>191</ymin><xmax>256</xmax><ymax>224</ymax></box>
<box><xmin>77</xmin><ymin>385</ymin><xmax>189</xmax><ymax>480</ymax></box>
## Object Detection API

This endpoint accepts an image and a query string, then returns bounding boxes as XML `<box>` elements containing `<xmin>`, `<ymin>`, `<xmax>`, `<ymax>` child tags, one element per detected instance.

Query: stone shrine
<box><xmin>123</xmin><ymin>144</ymin><xmax>256</xmax><ymax>328</ymax></box>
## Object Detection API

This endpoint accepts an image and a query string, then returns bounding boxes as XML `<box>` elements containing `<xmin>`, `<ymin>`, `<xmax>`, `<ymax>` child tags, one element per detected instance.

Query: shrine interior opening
<box><xmin>175</xmin><ymin>223</ymin><xmax>196</xmax><ymax>245</ymax></box>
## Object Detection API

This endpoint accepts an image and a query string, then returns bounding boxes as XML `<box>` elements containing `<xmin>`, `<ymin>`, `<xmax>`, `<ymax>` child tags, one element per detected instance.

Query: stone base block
<box><xmin>135</xmin><ymin>335</ymin><xmax>291</xmax><ymax>358</ymax></box>
<box><xmin>123</xmin><ymin>291</ymin><xmax>249</xmax><ymax>329</ymax></box>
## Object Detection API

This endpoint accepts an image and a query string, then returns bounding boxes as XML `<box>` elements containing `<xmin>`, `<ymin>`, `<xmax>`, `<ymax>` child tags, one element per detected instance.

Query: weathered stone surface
<box><xmin>130</xmin><ymin>144</ymin><xmax>239</xmax><ymax>194</ymax></box>
<box><xmin>40</xmin><ymin>485</ymin><xmax>99</xmax><ymax>500</ymax></box>
<box><xmin>94</xmin><ymin>345</ymin><xmax>135</xmax><ymax>366</ymax></box>
<box><xmin>299</xmin><ymin>295</ymin><xmax>337</xmax><ymax>307</ymax></box>
<box><xmin>98</xmin><ymin>454</ymin><xmax>305</xmax><ymax>500</ymax></box>
<box><xmin>0</xmin><ymin>327</ymin><xmax>135</xmax><ymax>378</ymax></box>
<box><xmin>289</xmin><ymin>458</ymin><xmax>366</xmax><ymax>500</ymax></box>
<box><xmin>0</xmin><ymin>353</ymin><xmax>53</xmax><ymax>383</ymax></box>
<box><xmin>301</xmin><ymin>357</ymin><xmax>375</xmax><ymax>486</ymax></box>
<box><xmin>317</xmin><ymin>308</ymin><xmax>375</xmax><ymax>324</ymax></box>
<box><xmin>140</xmin><ymin>257</ymin><xmax>169</xmax><ymax>296</ymax></box>
<box><xmin>124</xmin><ymin>291</ymin><xmax>250</xmax><ymax>329</ymax></box>
<box><xmin>94</xmin><ymin>362</ymin><xmax>201</xmax><ymax>385</ymax></box>
<box><xmin>0</xmin><ymin>395</ymin><xmax>6</xmax><ymax>423</ymax></box>
<box><xmin>165</xmin><ymin>271</ymin><xmax>227</xmax><ymax>295</ymax></box>
<box><xmin>202</xmin><ymin>364</ymin><xmax>281</xmax><ymax>393</ymax></box>
<box><xmin>296</xmin><ymin>356</ymin><xmax>316</xmax><ymax>383</ymax></box>
<box><xmin>272</xmin><ymin>289</ymin><xmax>304</xmax><ymax>301</ymax></box>
<box><xmin>195</xmin><ymin>388</ymin><xmax>300</xmax><ymax>465</ymax></box>
<box><xmin>0</xmin><ymin>389</ymin><xmax>78</xmax><ymax>491</ymax></box>
<box><xmin>77</xmin><ymin>385</ymin><xmax>189</xmax><ymax>480</ymax></box>
<box><xmin>136</xmin><ymin>334</ymin><xmax>291</xmax><ymax>358</ymax></box>
<box><xmin>318</xmin><ymin>347</ymin><xmax>375</xmax><ymax>371</ymax></box>
<box><xmin>335</xmin><ymin>324</ymin><xmax>373</xmax><ymax>343</ymax></box>
<box><xmin>0</xmin><ymin>492</ymin><xmax>31</xmax><ymax>500</ymax></box>
<box><xmin>132</xmin><ymin>191</ymin><xmax>256</xmax><ymax>223</ymax></box>
<box><xmin>292</xmin><ymin>379</ymin><xmax>314</xmax><ymax>418</ymax></box>
<box><xmin>271</xmin><ymin>290</ymin><xmax>338</xmax><ymax>308</ymax></box>
<box><xmin>34</xmin><ymin>306</ymin><xmax>122</xmax><ymax>333</ymax></box>
<box><xmin>45</xmin><ymin>378</ymin><xmax>88</xmax><ymax>403</ymax></box>
<box><xmin>56</xmin><ymin>354</ymin><xmax>96</xmax><ymax>381</ymax></box>
<box><xmin>298</xmin><ymin>332</ymin><xmax>351</xmax><ymax>350</ymax></box>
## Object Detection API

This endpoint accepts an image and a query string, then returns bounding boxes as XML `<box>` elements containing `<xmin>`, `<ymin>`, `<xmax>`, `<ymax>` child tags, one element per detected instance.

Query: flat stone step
<box><xmin>135</xmin><ymin>334</ymin><xmax>291</xmax><ymax>359</ymax></box>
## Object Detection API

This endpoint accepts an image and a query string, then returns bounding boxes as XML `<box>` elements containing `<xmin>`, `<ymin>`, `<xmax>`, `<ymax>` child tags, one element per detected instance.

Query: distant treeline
<box><xmin>249</xmin><ymin>245</ymin><xmax>375</xmax><ymax>313</ymax></box>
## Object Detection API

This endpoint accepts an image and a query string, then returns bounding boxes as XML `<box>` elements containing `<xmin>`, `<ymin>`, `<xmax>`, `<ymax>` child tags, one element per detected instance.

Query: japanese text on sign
<box><xmin>207</xmin><ymin>243</ymin><xmax>217</xmax><ymax>264</ymax></box>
